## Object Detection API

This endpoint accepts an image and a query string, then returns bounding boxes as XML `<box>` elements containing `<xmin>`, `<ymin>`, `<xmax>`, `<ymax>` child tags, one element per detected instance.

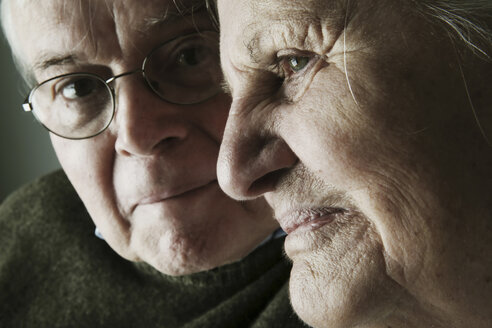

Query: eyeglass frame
<box><xmin>21</xmin><ymin>30</ymin><xmax>221</xmax><ymax>140</ymax></box>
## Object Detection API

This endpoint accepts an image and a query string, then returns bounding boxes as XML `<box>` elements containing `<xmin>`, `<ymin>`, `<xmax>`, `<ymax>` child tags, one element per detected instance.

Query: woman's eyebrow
<box><xmin>245</xmin><ymin>34</ymin><xmax>263</xmax><ymax>64</ymax></box>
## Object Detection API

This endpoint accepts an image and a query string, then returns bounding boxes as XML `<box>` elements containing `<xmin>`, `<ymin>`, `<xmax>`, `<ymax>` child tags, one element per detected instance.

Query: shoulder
<box><xmin>1</xmin><ymin>169</ymin><xmax>82</xmax><ymax>218</ymax></box>
<box><xmin>0</xmin><ymin>170</ymin><xmax>113</xmax><ymax>326</ymax></box>
<box><xmin>2</xmin><ymin>168</ymin><xmax>89</xmax><ymax>219</ymax></box>
<box><xmin>0</xmin><ymin>170</ymin><xmax>97</xmax><ymax>263</ymax></box>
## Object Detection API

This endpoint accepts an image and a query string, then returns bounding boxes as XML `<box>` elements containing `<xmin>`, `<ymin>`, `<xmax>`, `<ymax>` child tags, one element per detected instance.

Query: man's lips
<box><xmin>138</xmin><ymin>180</ymin><xmax>217</xmax><ymax>206</ymax></box>
<box><xmin>277</xmin><ymin>207</ymin><xmax>346</xmax><ymax>234</ymax></box>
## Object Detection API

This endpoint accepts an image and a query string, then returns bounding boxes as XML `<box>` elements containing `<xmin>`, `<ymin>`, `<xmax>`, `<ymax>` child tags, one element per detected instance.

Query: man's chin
<box><xmin>142</xmin><ymin>250</ymin><xmax>235</xmax><ymax>276</ymax></box>
<box><xmin>128</xmin><ymin>232</ymin><xmax>236</xmax><ymax>276</ymax></box>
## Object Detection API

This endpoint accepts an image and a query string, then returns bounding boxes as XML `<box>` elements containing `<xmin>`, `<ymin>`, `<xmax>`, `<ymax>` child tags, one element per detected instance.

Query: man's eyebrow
<box><xmin>33</xmin><ymin>54</ymin><xmax>78</xmax><ymax>72</ymax></box>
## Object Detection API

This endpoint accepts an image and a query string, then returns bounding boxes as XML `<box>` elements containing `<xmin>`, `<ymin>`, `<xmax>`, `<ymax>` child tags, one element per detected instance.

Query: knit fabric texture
<box><xmin>0</xmin><ymin>170</ymin><xmax>306</xmax><ymax>328</ymax></box>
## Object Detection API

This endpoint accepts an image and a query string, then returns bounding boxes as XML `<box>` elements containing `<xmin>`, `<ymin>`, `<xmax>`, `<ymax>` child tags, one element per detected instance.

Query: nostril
<box><xmin>154</xmin><ymin>136</ymin><xmax>181</xmax><ymax>151</ymax></box>
<box><xmin>247</xmin><ymin>167</ymin><xmax>290</xmax><ymax>196</ymax></box>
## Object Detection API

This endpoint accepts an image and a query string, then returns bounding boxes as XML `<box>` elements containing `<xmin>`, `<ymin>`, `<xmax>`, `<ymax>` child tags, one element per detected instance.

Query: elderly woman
<box><xmin>0</xmin><ymin>0</ymin><xmax>309</xmax><ymax>326</ymax></box>
<box><xmin>215</xmin><ymin>0</ymin><xmax>492</xmax><ymax>327</ymax></box>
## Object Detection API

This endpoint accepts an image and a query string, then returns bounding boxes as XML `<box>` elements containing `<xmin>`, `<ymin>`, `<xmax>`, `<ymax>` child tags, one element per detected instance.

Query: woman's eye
<box><xmin>274</xmin><ymin>53</ymin><xmax>322</xmax><ymax>102</ymax></box>
<box><xmin>287</xmin><ymin>56</ymin><xmax>310</xmax><ymax>73</ymax></box>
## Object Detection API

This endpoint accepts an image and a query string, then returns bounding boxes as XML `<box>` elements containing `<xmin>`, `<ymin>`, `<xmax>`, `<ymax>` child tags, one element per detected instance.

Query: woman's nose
<box><xmin>113</xmin><ymin>76</ymin><xmax>190</xmax><ymax>157</ymax></box>
<box><xmin>217</xmin><ymin>97</ymin><xmax>298</xmax><ymax>200</ymax></box>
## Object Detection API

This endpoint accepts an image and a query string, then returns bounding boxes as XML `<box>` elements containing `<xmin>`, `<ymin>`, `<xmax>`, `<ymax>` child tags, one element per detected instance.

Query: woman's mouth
<box><xmin>278</xmin><ymin>207</ymin><xmax>346</xmax><ymax>234</ymax></box>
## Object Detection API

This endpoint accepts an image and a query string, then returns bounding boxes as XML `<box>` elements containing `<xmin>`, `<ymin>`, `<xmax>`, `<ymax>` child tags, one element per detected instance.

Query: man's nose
<box><xmin>113</xmin><ymin>76</ymin><xmax>190</xmax><ymax>156</ymax></box>
<box><xmin>217</xmin><ymin>97</ymin><xmax>298</xmax><ymax>200</ymax></box>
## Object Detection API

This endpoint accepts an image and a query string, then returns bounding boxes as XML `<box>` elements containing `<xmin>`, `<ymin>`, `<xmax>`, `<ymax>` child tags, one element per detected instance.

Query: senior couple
<box><xmin>1</xmin><ymin>0</ymin><xmax>491</xmax><ymax>327</ymax></box>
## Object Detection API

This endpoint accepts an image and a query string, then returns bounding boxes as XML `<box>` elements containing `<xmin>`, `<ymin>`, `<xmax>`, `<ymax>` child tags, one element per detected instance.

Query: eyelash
<box><xmin>272</xmin><ymin>52</ymin><xmax>323</xmax><ymax>102</ymax></box>
<box><xmin>279</xmin><ymin>55</ymin><xmax>313</xmax><ymax>77</ymax></box>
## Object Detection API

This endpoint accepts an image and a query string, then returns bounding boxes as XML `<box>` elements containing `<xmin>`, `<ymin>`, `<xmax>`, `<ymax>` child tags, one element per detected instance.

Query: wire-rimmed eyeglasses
<box><xmin>22</xmin><ymin>31</ymin><xmax>222</xmax><ymax>140</ymax></box>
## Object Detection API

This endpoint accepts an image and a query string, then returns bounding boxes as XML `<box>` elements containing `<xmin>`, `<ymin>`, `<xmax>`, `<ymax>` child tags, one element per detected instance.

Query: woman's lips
<box><xmin>278</xmin><ymin>207</ymin><xmax>346</xmax><ymax>234</ymax></box>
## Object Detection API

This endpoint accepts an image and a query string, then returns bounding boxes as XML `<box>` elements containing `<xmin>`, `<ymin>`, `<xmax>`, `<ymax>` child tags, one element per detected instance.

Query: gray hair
<box><xmin>0</xmin><ymin>0</ymin><xmax>28</xmax><ymax>82</ymax></box>
<box><xmin>418</xmin><ymin>0</ymin><xmax>492</xmax><ymax>60</ymax></box>
<box><xmin>204</xmin><ymin>0</ymin><xmax>492</xmax><ymax>59</ymax></box>
<box><xmin>0</xmin><ymin>0</ymin><xmax>219</xmax><ymax>84</ymax></box>
<box><xmin>2</xmin><ymin>0</ymin><xmax>491</xmax><ymax>81</ymax></box>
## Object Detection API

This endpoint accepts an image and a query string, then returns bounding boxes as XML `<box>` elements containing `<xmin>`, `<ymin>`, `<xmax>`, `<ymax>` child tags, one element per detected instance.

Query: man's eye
<box><xmin>60</xmin><ymin>78</ymin><xmax>99</xmax><ymax>99</ymax></box>
<box><xmin>287</xmin><ymin>56</ymin><xmax>310</xmax><ymax>73</ymax></box>
<box><xmin>177</xmin><ymin>47</ymin><xmax>201</xmax><ymax>66</ymax></box>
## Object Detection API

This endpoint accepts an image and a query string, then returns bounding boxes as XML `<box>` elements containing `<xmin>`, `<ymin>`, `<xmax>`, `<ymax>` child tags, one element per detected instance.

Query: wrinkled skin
<box><xmin>217</xmin><ymin>0</ymin><xmax>492</xmax><ymax>326</ymax></box>
<box><xmin>4</xmin><ymin>0</ymin><xmax>278</xmax><ymax>276</ymax></box>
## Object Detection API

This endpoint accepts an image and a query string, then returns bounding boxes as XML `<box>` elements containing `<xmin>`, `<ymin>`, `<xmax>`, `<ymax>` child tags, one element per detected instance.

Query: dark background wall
<box><xmin>0</xmin><ymin>30</ymin><xmax>61</xmax><ymax>201</ymax></box>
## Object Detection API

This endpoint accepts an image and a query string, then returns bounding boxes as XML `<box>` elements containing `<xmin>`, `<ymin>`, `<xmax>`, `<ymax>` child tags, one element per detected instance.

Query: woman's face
<box><xmin>217</xmin><ymin>0</ymin><xmax>492</xmax><ymax>326</ymax></box>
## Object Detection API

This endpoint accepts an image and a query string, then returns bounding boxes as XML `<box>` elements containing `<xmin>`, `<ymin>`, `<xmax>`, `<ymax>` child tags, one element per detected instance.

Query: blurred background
<box><xmin>0</xmin><ymin>31</ymin><xmax>60</xmax><ymax>202</ymax></box>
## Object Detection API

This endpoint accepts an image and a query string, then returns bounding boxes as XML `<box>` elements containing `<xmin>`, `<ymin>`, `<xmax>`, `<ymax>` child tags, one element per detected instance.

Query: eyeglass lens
<box><xmin>27</xmin><ymin>31</ymin><xmax>222</xmax><ymax>139</ymax></box>
<box><xmin>144</xmin><ymin>31</ymin><xmax>222</xmax><ymax>104</ymax></box>
<box><xmin>31</xmin><ymin>74</ymin><xmax>114</xmax><ymax>139</ymax></box>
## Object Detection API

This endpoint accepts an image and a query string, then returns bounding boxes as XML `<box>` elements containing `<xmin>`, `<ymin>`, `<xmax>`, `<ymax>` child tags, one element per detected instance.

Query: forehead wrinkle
<box><xmin>109</xmin><ymin>1</ymin><xmax>209</xmax><ymax>62</ymax></box>
<box><xmin>58</xmin><ymin>0</ymin><xmax>96</xmax><ymax>52</ymax></box>
<box><xmin>85</xmin><ymin>0</ymin><xmax>112</xmax><ymax>62</ymax></box>
<box><xmin>244</xmin><ymin>17</ymin><xmax>327</xmax><ymax>65</ymax></box>
<box><xmin>108</xmin><ymin>2</ymin><xmax>131</xmax><ymax>60</ymax></box>
<box><xmin>53</xmin><ymin>0</ymin><xmax>116</xmax><ymax>66</ymax></box>
<box><xmin>240</xmin><ymin>0</ymin><xmax>347</xmax><ymax>63</ymax></box>
<box><xmin>17</xmin><ymin>0</ymin><xmax>101</xmax><ymax>79</ymax></box>
<box><xmin>18</xmin><ymin>0</ymin><xmax>212</xmax><ymax>80</ymax></box>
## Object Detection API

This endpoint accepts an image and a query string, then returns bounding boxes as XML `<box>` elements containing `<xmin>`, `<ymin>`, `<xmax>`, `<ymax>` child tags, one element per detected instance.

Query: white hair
<box><xmin>1</xmin><ymin>0</ymin><xmax>17</xmax><ymax>62</ymax></box>
<box><xmin>205</xmin><ymin>0</ymin><xmax>492</xmax><ymax>58</ymax></box>
<box><xmin>1</xmin><ymin>0</ymin><xmax>37</xmax><ymax>84</ymax></box>
<box><xmin>2</xmin><ymin>0</ymin><xmax>491</xmax><ymax>81</ymax></box>
<box><xmin>0</xmin><ymin>0</ymin><xmax>216</xmax><ymax>85</ymax></box>
<box><xmin>419</xmin><ymin>0</ymin><xmax>492</xmax><ymax>60</ymax></box>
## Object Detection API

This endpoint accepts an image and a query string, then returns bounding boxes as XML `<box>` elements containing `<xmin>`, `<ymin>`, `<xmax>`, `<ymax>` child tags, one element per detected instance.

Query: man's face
<box><xmin>7</xmin><ymin>0</ymin><xmax>278</xmax><ymax>275</ymax></box>
<box><xmin>218</xmin><ymin>0</ymin><xmax>492</xmax><ymax>326</ymax></box>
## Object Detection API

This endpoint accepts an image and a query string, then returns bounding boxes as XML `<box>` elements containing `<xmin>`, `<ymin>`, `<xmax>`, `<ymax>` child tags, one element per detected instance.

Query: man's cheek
<box><xmin>51</xmin><ymin>135</ymin><xmax>111</xmax><ymax>197</ymax></box>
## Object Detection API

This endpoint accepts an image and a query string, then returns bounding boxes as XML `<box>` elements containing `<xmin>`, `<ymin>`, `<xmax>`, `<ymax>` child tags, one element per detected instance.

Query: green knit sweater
<box><xmin>0</xmin><ymin>170</ymin><xmax>306</xmax><ymax>328</ymax></box>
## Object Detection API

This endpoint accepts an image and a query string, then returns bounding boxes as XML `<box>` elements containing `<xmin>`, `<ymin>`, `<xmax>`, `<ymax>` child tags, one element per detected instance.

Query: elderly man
<box><xmin>0</xmin><ymin>0</ymin><xmax>305</xmax><ymax>326</ymax></box>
